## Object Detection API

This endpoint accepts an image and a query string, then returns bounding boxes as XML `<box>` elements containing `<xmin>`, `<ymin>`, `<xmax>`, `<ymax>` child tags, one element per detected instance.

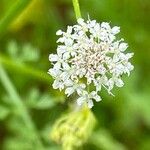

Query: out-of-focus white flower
<box><xmin>48</xmin><ymin>17</ymin><xmax>134</xmax><ymax>108</ymax></box>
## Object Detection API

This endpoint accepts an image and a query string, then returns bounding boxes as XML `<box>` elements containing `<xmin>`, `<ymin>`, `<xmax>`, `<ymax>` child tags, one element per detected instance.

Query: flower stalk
<box><xmin>72</xmin><ymin>0</ymin><xmax>82</xmax><ymax>19</ymax></box>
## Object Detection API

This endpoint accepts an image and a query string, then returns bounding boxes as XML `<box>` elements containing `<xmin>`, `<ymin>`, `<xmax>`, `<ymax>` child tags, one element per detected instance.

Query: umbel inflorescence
<box><xmin>48</xmin><ymin>18</ymin><xmax>134</xmax><ymax>108</ymax></box>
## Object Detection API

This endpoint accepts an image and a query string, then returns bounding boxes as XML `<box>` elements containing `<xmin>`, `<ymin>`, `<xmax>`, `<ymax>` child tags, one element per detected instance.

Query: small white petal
<box><xmin>76</xmin><ymin>84</ymin><xmax>86</xmax><ymax>95</ymax></box>
<box><xmin>98</xmin><ymin>65</ymin><xmax>106</xmax><ymax>75</ymax></box>
<box><xmin>90</xmin><ymin>91</ymin><xmax>97</xmax><ymax>97</ymax></box>
<box><xmin>80</xmin><ymin>83</ymin><xmax>86</xmax><ymax>89</ymax></box>
<box><xmin>101</xmin><ymin>22</ymin><xmax>110</xmax><ymax>29</ymax></box>
<box><xmin>126</xmin><ymin>53</ymin><xmax>134</xmax><ymax>59</ymax></box>
<box><xmin>65</xmin><ymin>87</ymin><xmax>74</xmax><ymax>96</ymax></box>
<box><xmin>64</xmin><ymin>38</ymin><xmax>73</xmax><ymax>47</ymax></box>
<box><xmin>89</xmin><ymin>20</ymin><xmax>96</xmax><ymax>27</ymax></box>
<box><xmin>57</xmin><ymin>46</ymin><xmax>66</xmax><ymax>55</ymax></box>
<box><xmin>56</xmin><ymin>30</ymin><xmax>63</xmax><ymax>35</ymax></box>
<box><xmin>77</xmin><ymin>18</ymin><xmax>84</xmax><ymax>25</ymax></box>
<box><xmin>62</xmin><ymin>62</ymin><xmax>70</xmax><ymax>70</ymax></box>
<box><xmin>125</xmin><ymin>63</ymin><xmax>134</xmax><ymax>76</ymax></box>
<box><xmin>113</xmin><ymin>54</ymin><xmax>120</xmax><ymax>62</ymax></box>
<box><xmin>89</xmin><ymin>91</ymin><xmax>101</xmax><ymax>102</ymax></box>
<box><xmin>53</xmin><ymin>80</ymin><xmax>64</xmax><ymax>90</ymax></box>
<box><xmin>67</xmin><ymin>26</ymin><xmax>72</xmax><ymax>34</ymax></box>
<box><xmin>119</xmin><ymin>43</ymin><xmax>128</xmax><ymax>51</ymax></box>
<box><xmin>49</xmin><ymin>54</ymin><xmax>59</xmax><ymax>62</ymax></box>
<box><xmin>127</xmin><ymin>62</ymin><xmax>134</xmax><ymax>71</ymax></box>
<box><xmin>111</xmin><ymin>26</ymin><xmax>120</xmax><ymax>34</ymax></box>
<box><xmin>115</xmin><ymin>78</ymin><xmax>124</xmax><ymax>87</ymax></box>
<box><xmin>107</xmin><ymin>78</ymin><xmax>114</xmax><ymax>91</ymax></box>
<box><xmin>63</xmin><ymin>52</ymin><xmax>70</xmax><ymax>60</ymax></box>
<box><xmin>54</xmin><ymin>62</ymin><xmax>61</xmax><ymax>70</ymax></box>
<box><xmin>60</xmin><ymin>72</ymin><xmax>69</xmax><ymax>81</ymax></box>
<box><xmin>95</xmin><ymin>95</ymin><xmax>101</xmax><ymax>102</ymax></box>
<box><xmin>57</xmin><ymin>37</ymin><xmax>65</xmax><ymax>43</ymax></box>
<box><xmin>94</xmin><ymin>23</ymin><xmax>100</xmax><ymax>31</ymax></box>
<box><xmin>64</xmin><ymin>79</ymin><xmax>73</xmax><ymax>86</ymax></box>
<box><xmin>52</xmin><ymin>80</ymin><xmax>59</xmax><ymax>89</ymax></box>
<box><xmin>48</xmin><ymin>68</ymin><xmax>61</xmax><ymax>77</ymax></box>
<box><xmin>87</xmin><ymin>100</ymin><xmax>94</xmax><ymax>108</ymax></box>
<box><xmin>96</xmin><ymin>85</ymin><xmax>101</xmax><ymax>92</ymax></box>
<box><xmin>71</xmin><ymin>51</ymin><xmax>76</xmax><ymax>57</ymax></box>
<box><xmin>77</xmin><ymin>97</ymin><xmax>85</xmax><ymax>106</ymax></box>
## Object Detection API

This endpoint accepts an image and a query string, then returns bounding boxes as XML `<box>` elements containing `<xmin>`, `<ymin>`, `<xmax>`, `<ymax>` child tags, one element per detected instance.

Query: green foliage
<box><xmin>25</xmin><ymin>88</ymin><xmax>56</xmax><ymax>109</ymax></box>
<box><xmin>7</xmin><ymin>41</ymin><xmax>40</xmax><ymax>63</ymax></box>
<box><xmin>91</xmin><ymin>130</ymin><xmax>127</xmax><ymax>150</ymax></box>
<box><xmin>0</xmin><ymin>105</ymin><xmax>10</xmax><ymax>120</ymax></box>
<box><xmin>0</xmin><ymin>0</ymin><xmax>150</xmax><ymax>150</ymax></box>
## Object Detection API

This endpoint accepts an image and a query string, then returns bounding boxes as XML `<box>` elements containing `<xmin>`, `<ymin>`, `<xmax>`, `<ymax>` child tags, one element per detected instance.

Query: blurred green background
<box><xmin>0</xmin><ymin>0</ymin><xmax>150</xmax><ymax>150</ymax></box>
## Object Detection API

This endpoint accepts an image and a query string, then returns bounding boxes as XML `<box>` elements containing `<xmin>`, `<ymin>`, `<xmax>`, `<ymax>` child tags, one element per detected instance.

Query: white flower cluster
<box><xmin>48</xmin><ymin>18</ymin><xmax>134</xmax><ymax>108</ymax></box>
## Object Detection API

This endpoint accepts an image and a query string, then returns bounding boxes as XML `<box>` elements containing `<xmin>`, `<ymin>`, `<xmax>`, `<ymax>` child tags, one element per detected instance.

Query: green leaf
<box><xmin>21</xmin><ymin>43</ymin><xmax>40</xmax><ymax>62</ymax></box>
<box><xmin>7</xmin><ymin>40</ymin><xmax>18</xmax><ymax>59</ymax></box>
<box><xmin>33</xmin><ymin>94</ymin><xmax>55</xmax><ymax>109</ymax></box>
<box><xmin>6</xmin><ymin>41</ymin><xmax>40</xmax><ymax>63</ymax></box>
<box><xmin>25</xmin><ymin>88</ymin><xmax>56</xmax><ymax>109</ymax></box>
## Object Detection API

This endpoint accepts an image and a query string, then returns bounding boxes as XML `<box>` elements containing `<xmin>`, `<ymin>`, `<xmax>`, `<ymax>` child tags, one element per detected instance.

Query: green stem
<box><xmin>0</xmin><ymin>0</ymin><xmax>31</xmax><ymax>36</ymax></box>
<box><xmin>72</xmin><ymin>0</ymin><xmax>82</xmax><ymax>20</ymax></box>
<box><xmin>0</xmin><ymin>63</ymin><xmax>44</xmax><ymax>148</ymax></box>
<box><xmin>0</xmin><ymin>54</ymin><xmax>52</xmax><ymax>84</ymax></box>
<box><xmin>0</xmin><ymin>64</ymin><xmax>30</xmax><ymax>127</ymax></box>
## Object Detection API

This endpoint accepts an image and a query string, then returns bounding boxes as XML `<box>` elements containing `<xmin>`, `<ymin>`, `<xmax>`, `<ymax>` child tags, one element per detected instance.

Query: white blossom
<box><xmin>48</xmin><ymin>17</ymin><xmax>134</xmax><ymax>108</ymax></box>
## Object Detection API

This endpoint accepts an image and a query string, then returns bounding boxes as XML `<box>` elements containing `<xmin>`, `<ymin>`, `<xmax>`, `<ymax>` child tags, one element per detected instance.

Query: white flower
<box><xmin>48</xmin><ymin>17</ymin><xmax>134</xmax><ymax>108</ymax></box>
<box><xmin>77</xmin><ymin>91</ymin><xmax>101</xmax><ymax>108</ymax></box>
<box><xmin>119</xmin><ymin>43</ymin><xmax>128</xmax><ymax>51</ymax></box>
<box><xmin>65</xmin><ymin>82</ymin><xmax>86</xmax><ymax>96</ymax></box>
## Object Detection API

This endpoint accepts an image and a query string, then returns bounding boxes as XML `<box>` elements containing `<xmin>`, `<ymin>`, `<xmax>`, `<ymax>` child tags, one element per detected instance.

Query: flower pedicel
<box><xmin>48</xmin><ymin>18</ymin><xmax>134</xmax><ymax>108</ymax></box>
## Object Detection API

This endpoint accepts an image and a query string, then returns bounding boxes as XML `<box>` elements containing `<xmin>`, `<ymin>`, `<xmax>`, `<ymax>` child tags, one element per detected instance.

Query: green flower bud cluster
<box><xmin>51</xmin><ymin>106</ymin><xmax>96</xmax><ymax>150</ymax></box>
